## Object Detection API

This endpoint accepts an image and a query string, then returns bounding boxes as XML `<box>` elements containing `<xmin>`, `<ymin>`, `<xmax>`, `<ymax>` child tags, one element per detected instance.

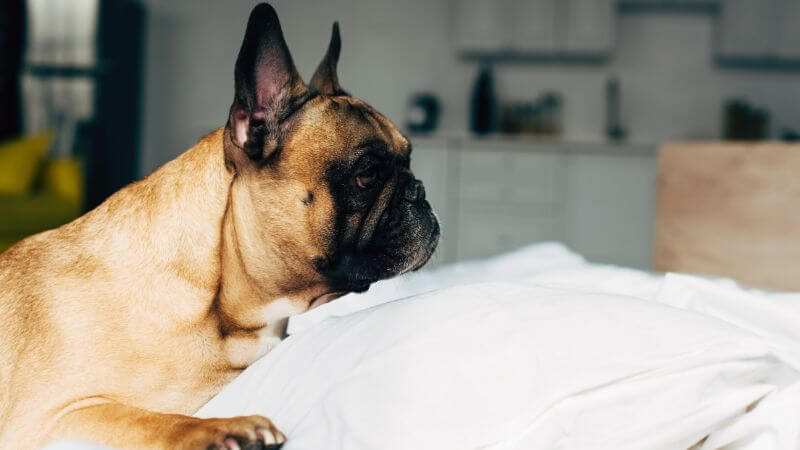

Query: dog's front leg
<box><xmin>48</xmin><ymin>401</ymin><xmax>285</xmax><ymax>449</ymax></box>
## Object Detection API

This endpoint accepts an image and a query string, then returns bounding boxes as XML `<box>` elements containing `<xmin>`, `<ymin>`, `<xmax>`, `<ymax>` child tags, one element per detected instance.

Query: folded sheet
<box><xmin>198</xmin><ymin>278</ymin><xmax>800</xmax><ymax>450</ymax></box>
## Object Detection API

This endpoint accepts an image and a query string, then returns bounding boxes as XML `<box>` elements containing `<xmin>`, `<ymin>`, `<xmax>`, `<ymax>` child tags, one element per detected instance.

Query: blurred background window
<box><xmin>0</xmin><ymin>0</ymin><xmax>143</xmax><ymax>252</ymax></box>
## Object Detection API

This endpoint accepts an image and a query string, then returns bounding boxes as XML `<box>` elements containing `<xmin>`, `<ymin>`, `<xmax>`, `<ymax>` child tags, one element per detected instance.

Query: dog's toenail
<box><xmin>256</xmin><ymin>427</ymin><xmax>276</xmax><ymax>444</ymax></box>
<box><xmin>223</xmin><ymin>438</ymin><xmax>241</xmax><ymax>450</ymax></box>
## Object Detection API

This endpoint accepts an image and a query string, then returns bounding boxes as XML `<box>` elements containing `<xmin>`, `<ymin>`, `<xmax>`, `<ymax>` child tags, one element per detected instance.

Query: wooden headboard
<box><xmin>653</xmin><ymin>142</ymin><xmax>800</xmax><ymax>291</ymax></box>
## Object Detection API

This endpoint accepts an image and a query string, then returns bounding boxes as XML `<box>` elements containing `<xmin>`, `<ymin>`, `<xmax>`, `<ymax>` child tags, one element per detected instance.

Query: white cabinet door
<box><xmin>512</xmin><ymin>0</ymin><xmax>558</xmax><ymax>53</ymax></box>
<box><xmin>452</xmin><ymin>0</ymin><xmax>512</xmax><ymax>52</ymax></box>
<box><xmin>562</xmin><ymin>151</ymin><xmax>657</xmax><ymax>269</ymax></box>
<box><xmin>717</xmin><ymin>0</ymin><xmax>775</xmax><ymax>60</ymax></box>
<box><xmin>410</xmin><ymin>138</ymin><xmax>455</xmax><ymax>266</ymax></box>
<box><xmin>455</xmin><ymin>212</ymin><xmax>560</xmax><ymax>260</ymax></box>
<box><xmin>458</xmin><ymin>146</ymin><xmax>562</xmax><ymax>210</ymax></box>
<box><xmin>453</xmin><ymin>0</ymin><xmax>614</xmax><ymax>55</ymax></box>
<box><xmin>454</xmin><ymin>142</ymin><xmax>566</xmax><ymax>260</ymax></box>
<box><xmin>563</xmin><ymin>0</ymin><xmax>615</xmax><ymax>54</ymax></box>
<box><xmin>775</xmin><ymin>0</ymin><xmax>800</xmax><ymax>60</ymax></box>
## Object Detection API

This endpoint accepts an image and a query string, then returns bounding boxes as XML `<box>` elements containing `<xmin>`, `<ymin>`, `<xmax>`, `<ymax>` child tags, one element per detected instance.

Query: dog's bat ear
<box><xmin>309</xmin><ymin>22</ymin><xmax>345</xmax><ymax>96</ymax></box>
<box><xmin>228</xmin><ymin>3</ymin><xmax>309</xmax><ymax>161</ymax></box>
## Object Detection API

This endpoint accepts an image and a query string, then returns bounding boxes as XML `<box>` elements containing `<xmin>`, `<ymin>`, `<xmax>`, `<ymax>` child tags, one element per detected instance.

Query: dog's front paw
<box><xmin>174</xmin><ymin>415</ymin><xmax>286</xmax><ymax>450</ymax></box>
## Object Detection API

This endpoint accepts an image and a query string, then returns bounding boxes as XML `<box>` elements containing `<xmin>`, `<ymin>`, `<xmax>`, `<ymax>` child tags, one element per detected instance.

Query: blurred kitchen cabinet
<box><xmin>409</xmin><ymin>138</ymin><xmax>457</xmax><ymax>266</ymax></box>
<box><xmin>457</xmin><ymin>144</ymin><xmax>562</xmax><ymax>209</ymax></box>
<box><xmin>562</xmin><ymin>149</ymin><xmax>657</xmax><ymax>269</ymax></box>
<box><xmin>716</xmin><ymin>0</ymin><xmax>774</xmax><ymax>60</ymax></box>
<box><xmin>564</xmin><ymin>0</ymin><xmax>615</xmax><ymax>54</ymax></box>
<box><xmin>452</xmin><ymin>0</ymin><xmax>614</xmax><ymax>55</ymax></box>
<box><xmin>455</xmin><ymin>212</ymin><xmax>560</xmax><ymax>260</ymax></box>
<box><xmin>454</xmin><ymin>142</ymin><xmax>565</xmax><ymax>260</ymax></box>
<box><xmin>716</xmin><ymin>0</ymin><xmax>800</xmax><ymax>63</ymax></box>
<box><xmin>452</xmin><ymin>0</ymin><xmax>511</xmax><ymax>52</ymax></box>
<box><xmin>511</xmin><ymin>0</ymin><xmax>558</xmax><ymax>53</ymax></box>
<box><xmin>410</xmin><ymin>137</ymin><xmax>657</xmax><ymax>268</ymax></box>
<box><xmin>775</xmin><ymin>0</ymin><xmax>800</xmax><ymax>60</ymax></box>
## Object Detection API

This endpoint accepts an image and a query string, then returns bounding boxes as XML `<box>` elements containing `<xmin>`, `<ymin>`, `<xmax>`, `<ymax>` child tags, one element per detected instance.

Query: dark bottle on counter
<box><xmin>606</xmin><ymin>75</ymin><xmax>626</xmax><ymax>141</ymax></box>
<box><xmin>470</xmin><ymin>64</ymin><xmax>496</xmax><ymax>135</ymax></box>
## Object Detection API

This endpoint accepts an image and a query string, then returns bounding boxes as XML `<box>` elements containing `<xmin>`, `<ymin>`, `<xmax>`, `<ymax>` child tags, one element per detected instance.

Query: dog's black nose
<box><xmin>403</xmin><ymin>179</ymin><xmax>425</xmax><ymax>203</ymax></box>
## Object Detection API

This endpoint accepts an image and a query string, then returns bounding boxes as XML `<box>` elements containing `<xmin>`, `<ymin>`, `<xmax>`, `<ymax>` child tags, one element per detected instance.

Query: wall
<box><xmin>139</xmin><ymin>0</ymin><xmax>451</xmax><ymax>174</ymax></box>
<box><xmin>139</xmin><ymin>1</ymin><xmax>800</xmax><ymax>174</ymax></box>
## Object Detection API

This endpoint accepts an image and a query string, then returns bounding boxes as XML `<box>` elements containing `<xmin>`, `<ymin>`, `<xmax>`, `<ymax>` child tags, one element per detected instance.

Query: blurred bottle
<box><xmin>470</xmin><ymin>64</ymin><xmax>496</xmax><ymax>135</ymax></box>
<box><xmin>606</xmin><ymin>75</ymin><xmax>626</xmax><ymax>141</ymax></box>
<box><xmin>540</xmin><ymin>91</ymin><xmax>562</xmax><ymax>136</ymax></box>
<box><xmin>724</xmin><ymin>99</ymin><xmax>769</xmax><ymax>140</ymax></box>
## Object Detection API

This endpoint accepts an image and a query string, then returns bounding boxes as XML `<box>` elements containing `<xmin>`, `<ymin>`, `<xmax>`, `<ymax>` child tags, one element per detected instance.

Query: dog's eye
<box><xmin>355</xmin><ymin>166</ymin><xmax>379</xmax><ymax>189</ymax></box>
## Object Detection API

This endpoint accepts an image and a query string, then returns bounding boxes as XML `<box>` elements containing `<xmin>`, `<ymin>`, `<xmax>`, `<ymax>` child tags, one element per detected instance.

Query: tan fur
<box><xmin>0</xmin><ymin>93</ymin><xmax>412</xmax><ymax>448</ymax></box>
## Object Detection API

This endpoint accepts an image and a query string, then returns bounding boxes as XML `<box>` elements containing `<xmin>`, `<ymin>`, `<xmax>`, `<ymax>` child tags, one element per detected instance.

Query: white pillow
<box><xmin>198</xmin><ymin>280</ymin><xmax>796</xmax><ymax>450</ymax></box>
<box><xmin>288</xmin><ymin>241</ymin><xmax>587</xmax><ymax>335</ymax></box>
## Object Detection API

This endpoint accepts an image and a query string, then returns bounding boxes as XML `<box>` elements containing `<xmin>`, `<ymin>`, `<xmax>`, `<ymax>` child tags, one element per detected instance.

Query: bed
<box><xmin>49</xmin><ymin>143</ymin><xmax>800</xmax><ymax>450</ymax></box>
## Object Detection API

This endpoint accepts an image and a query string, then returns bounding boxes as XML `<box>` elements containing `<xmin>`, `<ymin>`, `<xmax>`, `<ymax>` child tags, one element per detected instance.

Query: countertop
<box><xmin>407</xmin><ymin>131</ymin><xmax>660</xmax><ymax>156</ymax></box>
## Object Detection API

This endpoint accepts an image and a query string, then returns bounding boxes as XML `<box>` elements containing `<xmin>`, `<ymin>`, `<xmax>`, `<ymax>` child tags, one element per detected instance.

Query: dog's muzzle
<box><xmin>321</xmin><ymin>174</ymin><xmax>439</xmax><ymax>294</ymax></box>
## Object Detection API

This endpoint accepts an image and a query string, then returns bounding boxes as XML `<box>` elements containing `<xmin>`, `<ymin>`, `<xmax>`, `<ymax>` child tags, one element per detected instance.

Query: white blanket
<box><xmin>48</xmin><ymin>243</ymin><xmax>800</xmax><ymax>450</ymax></box>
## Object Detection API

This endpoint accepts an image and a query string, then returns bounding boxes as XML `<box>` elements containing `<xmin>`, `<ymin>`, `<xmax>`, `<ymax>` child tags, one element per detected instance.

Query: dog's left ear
<box><xmin>229</xmin><ymin>3</ymin><xmax>309</xmax><ymax>162</ymax></box>
<box><xmin>310</xmin><ymin>22</ymin><xmax>345</xmax><ymax>96</ymax></box>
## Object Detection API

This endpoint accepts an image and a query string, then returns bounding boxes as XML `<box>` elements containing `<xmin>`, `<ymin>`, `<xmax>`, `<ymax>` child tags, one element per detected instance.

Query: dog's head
<box><xmin>223</xmin><ymin>4</ymin><xmax>439</xmax><ymax>307</ymax></box>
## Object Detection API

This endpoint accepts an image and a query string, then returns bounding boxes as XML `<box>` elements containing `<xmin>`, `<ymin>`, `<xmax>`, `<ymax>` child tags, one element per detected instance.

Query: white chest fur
<box><xmin>222</xmin><ymin>298</ymin><xmax>307</xmax><ymax>369</ymax></box>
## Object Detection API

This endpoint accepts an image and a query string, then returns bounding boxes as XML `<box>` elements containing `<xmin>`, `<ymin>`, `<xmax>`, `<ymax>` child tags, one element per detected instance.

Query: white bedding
<box><xmin>48</xmin><ymin>243</ymin><xmax>800</xmax><ymax>449</ymax></box>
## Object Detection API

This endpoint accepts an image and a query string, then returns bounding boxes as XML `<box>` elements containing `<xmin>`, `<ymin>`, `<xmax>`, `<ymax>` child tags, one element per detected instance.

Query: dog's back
<box><xmin>0</xmin><ymin>230</ymin><xmax>70</xmax><ymax>441</ymax></box>
<box><xmin>0</xmin><ymin>131</ymin><xmax>237</xmax><ymax>447</ymax></box>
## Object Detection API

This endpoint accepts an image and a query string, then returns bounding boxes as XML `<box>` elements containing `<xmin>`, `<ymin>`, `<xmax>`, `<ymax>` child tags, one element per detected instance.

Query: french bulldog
<box><xmin>0</xmin><ymin>3</ymin><xmax>439</xmax><ymax>449</ymax></box>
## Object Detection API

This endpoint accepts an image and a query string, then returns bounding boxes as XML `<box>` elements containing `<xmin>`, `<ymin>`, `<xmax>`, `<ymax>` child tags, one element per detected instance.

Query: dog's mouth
<box><xmin>308</xmin><ymin>291</ymin><xmax>347</xmax><ymax>310</ymax></box>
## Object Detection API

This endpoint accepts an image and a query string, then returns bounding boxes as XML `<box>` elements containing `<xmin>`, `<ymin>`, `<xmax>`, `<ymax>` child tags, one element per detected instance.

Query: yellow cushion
<box><xmin>0</xmin><ymin>132</ymin><xmax>54</xmax><ymax>195</ymax></box>
<box><xmin>42</xmin><ymin>157</ymin><xmax>83</xmax><ymax>207</ymax></box>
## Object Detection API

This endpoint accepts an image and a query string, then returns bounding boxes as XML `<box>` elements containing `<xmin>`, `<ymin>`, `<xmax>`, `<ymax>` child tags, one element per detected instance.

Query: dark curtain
<box><xmin>85</xmin><ymin>0</ymin><xmax>145</xmax><ymax>209</ymax></box>
<box><xmin>0</xmin><ymin>0</ymin><xmax>26</xmax><ymax>139</ymax></box>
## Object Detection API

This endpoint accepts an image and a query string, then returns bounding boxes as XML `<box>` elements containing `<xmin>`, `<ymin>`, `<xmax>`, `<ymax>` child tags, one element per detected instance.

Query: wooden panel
<box><xmin>653</xmin><ymin>142</ymin><xmax>800</xmax><ymax>291</ymax></box>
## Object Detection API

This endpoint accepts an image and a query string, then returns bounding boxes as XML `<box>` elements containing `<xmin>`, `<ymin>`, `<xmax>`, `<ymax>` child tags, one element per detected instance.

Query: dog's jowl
<box><xmin>0</xmin><ymin>3</ymin><xmax>438</xmax><ymax>448</ymax></box>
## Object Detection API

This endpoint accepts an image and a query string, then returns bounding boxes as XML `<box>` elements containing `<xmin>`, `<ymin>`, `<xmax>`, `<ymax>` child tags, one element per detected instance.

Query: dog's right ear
<box><xmin>309</xmin><ymin>22</ymin><xmax>344</xmax><ymax>96</ymax></box>
<box><xmin>228</xmin><ymin>3</ymin><xmax>308</xmax><ymax>163</ymax></box>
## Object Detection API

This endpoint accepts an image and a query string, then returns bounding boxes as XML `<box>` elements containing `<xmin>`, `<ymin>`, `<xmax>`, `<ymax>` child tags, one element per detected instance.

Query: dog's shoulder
<box><xmin>0</xmin><ymin>226</ymin><xmax>105</xmax><ymax>307</ymax></box>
